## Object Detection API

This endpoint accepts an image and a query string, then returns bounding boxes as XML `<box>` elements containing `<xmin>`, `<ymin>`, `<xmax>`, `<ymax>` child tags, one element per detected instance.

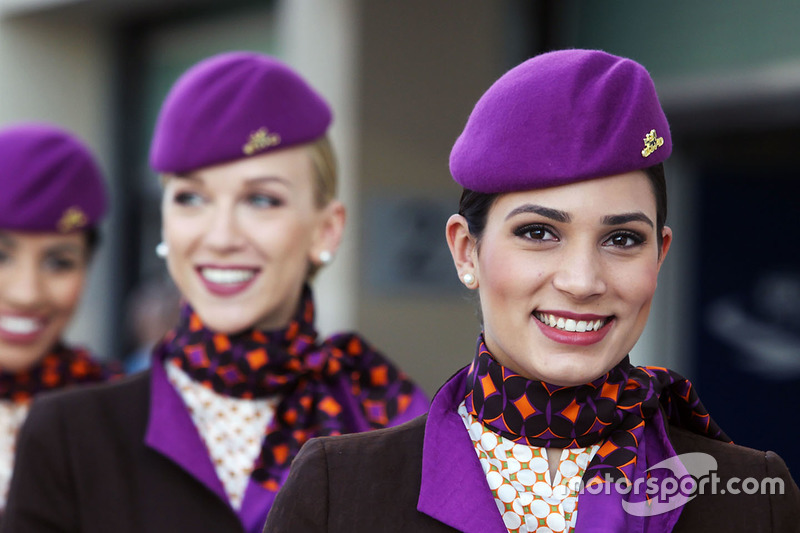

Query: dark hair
<box><xmin>85</xmin><ymin>226</ymin><xmax>101</xmax><ymax>258</ymax></box>
<box><xmin>458</xmin><ymin>163</ymin><xmax>668</xmax><ymax>250</ymax></box>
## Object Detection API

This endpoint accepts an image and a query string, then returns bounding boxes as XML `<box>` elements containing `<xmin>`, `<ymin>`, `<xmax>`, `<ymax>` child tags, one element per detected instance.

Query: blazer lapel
<box><xmin>144</xmin><ymin>352</ymin><xmax>229</xmax><ymax>505</ymax></box>
<box><xmin>418</xmin><ymin>367</ymin><xmax>507</xmax><ymax>533</ymax></box>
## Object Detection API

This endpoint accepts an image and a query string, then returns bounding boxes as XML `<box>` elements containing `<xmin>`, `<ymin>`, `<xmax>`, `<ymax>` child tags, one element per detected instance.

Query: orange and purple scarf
<box><xmin>0</xmin><ymin>345</ymin><xmax>113</xmax><ymax>403</ymax></box>
<box><xmin>465</xmin><ymin>336</ymin><xmax>730</xmax><ymax>484</ymax></box>
<box><xmin>160</xmin><ymin>285</ymin><xmax>421</xmax><ymax>492</ymax></box>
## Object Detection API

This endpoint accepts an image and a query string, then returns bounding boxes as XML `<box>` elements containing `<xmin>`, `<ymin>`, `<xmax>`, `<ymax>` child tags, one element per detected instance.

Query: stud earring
<box><xmin>319</xmin><ymin>250</ymin><xmax>333</xmax><ymax>265</ymax></box>
<box><xmin>462</xmin><ymin>273</ymin><xmax>475</xmax><ymax>286</ymax></box>
<box><xmin>155</xmin><ymin>242</ymin><xmax>169</xmax><ymax>259</ymax></box>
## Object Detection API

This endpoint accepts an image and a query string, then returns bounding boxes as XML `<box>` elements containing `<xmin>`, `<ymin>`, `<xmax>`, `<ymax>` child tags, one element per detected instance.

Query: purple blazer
<box><xmin>264</xmin><ymin>366</ymin><xmax>800</xmax><ymax>532</ymax></box>
<box><xmin>1</xmin><ymin>357</ymin><xmax>428</xmax><ymax>533</ymax></box>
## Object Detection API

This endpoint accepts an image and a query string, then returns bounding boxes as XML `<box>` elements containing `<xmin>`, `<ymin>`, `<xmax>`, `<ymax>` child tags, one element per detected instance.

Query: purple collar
<box><xmin>144</xmin><ymin>350</ymin><xmax>276</xmax><ymax>533</ymax></box>
<box><xmin>419</xmin><ymin>366</ymin><xmax>507</xmax><ymax>532</ymax></box>
<box><xmin>419</xmin><ymin>366</ymin><xmax>688</xmax><ymax>532</ymax></box>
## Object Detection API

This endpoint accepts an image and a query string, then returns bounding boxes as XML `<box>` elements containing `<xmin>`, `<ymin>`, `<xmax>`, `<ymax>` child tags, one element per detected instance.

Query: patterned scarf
<box><xmin>465</xmin><ymin>335</ymin><xmax>730</xmax><ymax>484</ymax></box>
<box><xmin>160</xmin><ymin>285</ymin><xmax>420</xmax><ymax>492</ymax></box>
<box><xmin>0</xmin><ymin>345</ymin><xmax>113</xmax><ymax>403</ymax></box>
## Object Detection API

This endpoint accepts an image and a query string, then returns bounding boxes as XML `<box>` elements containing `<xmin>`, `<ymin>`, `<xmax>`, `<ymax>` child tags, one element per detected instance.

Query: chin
<box><xmin>531</xmin><ymin>355</ymin><xmax>613</xmax><ymax>387</ymax></box>
<box><xmin>194</xmin><ymin>309</ymin><xmax>255</xmax><ymax>335</ymax></box>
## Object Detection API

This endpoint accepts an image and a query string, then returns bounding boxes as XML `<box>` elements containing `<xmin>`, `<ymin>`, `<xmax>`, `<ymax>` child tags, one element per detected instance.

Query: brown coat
<box><xmin>264</xmin><ymin>414</ymin><xmax>800</xmax><ymax>532</ymax></box>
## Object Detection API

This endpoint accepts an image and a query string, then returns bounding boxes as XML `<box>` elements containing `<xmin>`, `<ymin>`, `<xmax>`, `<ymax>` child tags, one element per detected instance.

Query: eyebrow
<box><xmin>505</xmin><ymin>204</ymin><xmax>654</xmax><ymax>228</ymax></box>
<box><xmin>173</xmin><ymin>174</ymin><xmax>291</xmax><ymax>187</ymax></box>
<box><xmin>505</xmin><ymin>204</ymin><xmax>571</xmax><ymax>223</ymax></box>
<box><xmin>0</xmin><ymin>232</ymin><xmax>14</xmax><ymax>248</ymax></box>
<box><xmin>603</xmin><ymin>212</ymin><xmax>654</xmax><ymax>228</ymax></box>
<box><xmin>45</xmin><ymin>243</ymin><xmax>85</xmax><ymax>255</ymax></box>
<box><xmin>244</xmin><ymin>176</ymin><xmax>292</xmax><ymax>187</ymax></box>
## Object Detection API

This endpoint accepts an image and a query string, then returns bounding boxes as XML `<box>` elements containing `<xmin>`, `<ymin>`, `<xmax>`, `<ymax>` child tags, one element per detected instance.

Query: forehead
<box><xmin>490</xmin><ymin>171</ymin><xmax>656</xmax><ymax>220</ymax></box>
<box><xmin>0</xmin><ymin>229</ymin><xmax>87</xmax><ymax>251</ymax></box>
<box><xmin>167</xmin><ymin>144</ymin><xmax>315</xmax><ymax>192</ymax></box>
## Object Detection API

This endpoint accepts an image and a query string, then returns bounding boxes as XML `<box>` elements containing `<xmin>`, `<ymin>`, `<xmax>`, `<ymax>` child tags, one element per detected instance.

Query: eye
<box><xmin>603</xmin><ymin>231</ymin><xmax>644</xmax><ymax>249</ymax></box>
<box><xmin>0</xmin><ymin>249</ymin><xmax>9</xmax><ymax>264</ymax></box>
<box><xmin>246</xmin><ymin>193</ymin><xmax>283</xmax><ymax>208</ymax></box>
<box><xmin>43</xmin><ymin>254</ymin><xmax>80</xmax><ymax>273</ymax></box>
<box><xmin>173</xmin><ymin>191</ymin><xmax>205</xmax><ymax>207</ymax></box>
<box><xmin>514</xmin><ymin>224</ymin><xmax>558</xmax><ymax>242</ymax></box>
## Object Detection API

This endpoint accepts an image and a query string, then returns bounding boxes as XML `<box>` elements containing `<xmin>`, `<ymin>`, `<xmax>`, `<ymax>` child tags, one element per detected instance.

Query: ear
<box><xmin>657</xmin><ymin>225</ymin><xmax>673</xmax><ymax>271</ymax></box>
<box><xmin>309</xmin><ymin>200</ymin><xmax>346</xmax><ymax>266</ymax></box>
<box><xmin>446</xmin><ymin>214</ymin><xmax>478</xmax><ymax>288</ymax></box>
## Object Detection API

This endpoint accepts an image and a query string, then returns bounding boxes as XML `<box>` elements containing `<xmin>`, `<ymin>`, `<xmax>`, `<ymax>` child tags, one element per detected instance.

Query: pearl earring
<box><xmin>319</xmin><ymin>250</ymin><xmax>333</xmax><ymax>265</ymax></box>
<box><xmin>155</xmin><ymin>242</ymin><xmax>169</xmax><ymax>259</ymax></box>
<box><xmin>462</xmin><ymin>273</ymin><xmax>475</xmax><ymax>286</ymax></box>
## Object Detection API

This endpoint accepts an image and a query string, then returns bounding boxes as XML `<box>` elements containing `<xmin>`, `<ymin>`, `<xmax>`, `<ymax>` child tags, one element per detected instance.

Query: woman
<box><xmin>2</xmin><ymin>52</ymin><xmax>427</xmax><ymax>533</ymax></box>
<box><xmin>0</xmin><ymin>123</ymin><xmax>114</xmax><ymax>515</ymax></box>
<box><xmin>264</xmin><ymin>50</ymin><xmax>800</xmax><ymax>532</ymax></box>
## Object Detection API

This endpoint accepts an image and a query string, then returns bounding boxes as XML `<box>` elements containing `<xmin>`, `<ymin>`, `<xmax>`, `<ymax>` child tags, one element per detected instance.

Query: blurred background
<box><xmin>1</xmin><ymin>0</ymin><xmax>798</xmax><ymax>476</ymax></box>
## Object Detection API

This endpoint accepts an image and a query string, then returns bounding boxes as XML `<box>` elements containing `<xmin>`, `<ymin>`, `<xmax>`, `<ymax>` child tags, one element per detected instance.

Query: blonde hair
<box><xmin>306</xmin><ymin>135</ymin><xmax>337</xmax><ymax>208</ymax></box>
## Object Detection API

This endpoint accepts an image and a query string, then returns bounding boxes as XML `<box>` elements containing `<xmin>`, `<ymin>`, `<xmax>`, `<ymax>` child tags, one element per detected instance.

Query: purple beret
<box><xmin>149</xmin><ymin>51</ymin><xmax>332</xmax><ymax>173</ymax></box>
<box><xmin>450</xmin><ymin>49</ymin><xmax>671</xmax><ymax>193</ymax></box>
<box><xmin>0</xmin><ymin>123</ymin><xmax>108</xmax><ymax>233</ymax></box>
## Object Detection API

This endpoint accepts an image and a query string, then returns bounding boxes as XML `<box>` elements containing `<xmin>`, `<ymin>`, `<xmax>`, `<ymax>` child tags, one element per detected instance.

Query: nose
<box><xmin>202</xmin><ymin>203</ymin><xmax>247</xmax><ymax>253</ymax></box>
<box><xmin>551</xmin><ymin>244</ymin><xmax>607</xmax><ymax>300</ymax></box>
<box><xmin>2</xmin><ymin>262</ymin><xmax>44</xmax><ymax>308</ymax></box>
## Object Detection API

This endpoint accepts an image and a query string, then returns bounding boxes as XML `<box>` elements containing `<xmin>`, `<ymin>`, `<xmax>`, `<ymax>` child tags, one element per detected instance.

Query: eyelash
<box><xmin>247</xmin><ymin>193</ymin><xmax>283</xmax><ymax>208</ymax></box>
<box><xmin>171</xmin><ymin>191</ymin><xmax>283</xmax><ymax>209</ymax></box>
<box><xmin>513</xmin><ymin>224</ymin><xmax>646</xmax><ymax>249</ymax></box>
<box><xmin>43</xmin><ymin>256</ymin><xmax>79</xmax><ymax>272</ymax></box>
<box><xmin>602</xmin><ymin>230</ymin><xmax>645</xmax><ymax>249</ymax></box>
<box><xmin>173</xmin><ymin>191</ymin><xmax>204</xmax><ymax>206</ymax></box>
<box><xmin>513</xmin><ymin>224</ymin><xmax>558</xmax><ymax>241</ymax></box>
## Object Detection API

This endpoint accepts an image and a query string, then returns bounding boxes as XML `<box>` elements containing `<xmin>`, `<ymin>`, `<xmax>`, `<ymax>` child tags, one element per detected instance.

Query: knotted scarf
<box><xmin>465</xmin><ymin>336</ymin><xmax>730</xmax><ymax>484</ymax></box>
<box><xmin>160</xmin><ymin>285</ymin><xmax>420</xmax><ymax>492</ymax></box>
<box><xmin>0</xmin><ymin>345</ymin><xmax>113</xmax><ymax>403</ymax></box>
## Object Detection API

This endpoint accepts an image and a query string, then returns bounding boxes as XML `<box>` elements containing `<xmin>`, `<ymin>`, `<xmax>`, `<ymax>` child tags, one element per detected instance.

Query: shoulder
<box><xmin>24</xmin><ymin>371</ymin><xmax>151</xmax><ymax>435</ymax></box>
<box><xmin>669</xmin><ymin>424</ymin><xmax>790</xmax><ymax>476</ymax></box>
<box><xmin>668</xmin><ymin>425</ymin><xmax>800</xmax><ymax>532</ymax></box>
<box><xmin>305</xmin><ymin>413</ymin><xmax>427</xmax><ymax>465</ymax></box>
<box><xmin>267</xmin><ymin>414</ymin><xmax>439</xmax><ymax>532</ymax></box>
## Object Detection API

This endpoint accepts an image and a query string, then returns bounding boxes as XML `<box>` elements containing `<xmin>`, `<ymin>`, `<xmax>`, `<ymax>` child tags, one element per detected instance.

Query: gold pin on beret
<box><xmin>57</xmin><ymin>206</ymin><xmax>88</xmax><ymax>233</ymax></box>
<box><xmin>243</xmin><ymin>127</ymin><xmax>282</xmax><ymax>155</ymax></box>
<box><xmin>641</xmin><ymin>129</ymin><xmax>664</xmax><ymax>158</ymax></box>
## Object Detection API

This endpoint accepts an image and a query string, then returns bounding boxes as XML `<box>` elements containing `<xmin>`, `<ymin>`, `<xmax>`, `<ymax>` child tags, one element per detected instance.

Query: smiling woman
<box><xmin>1</xmin><ymin>52</ymin><xmax>427</xmax><ymax>533</ymax></box>
<box><xmin>0</xmin><ymin>123</ymin><xmax>115</xmax><ymax>517</ymax></box>
<box><xmin>454</xmin><ymin>171</ymin><xmax>670</xmax><ymax>388</ymax></box>
<box><xmin>265</xmin><ymin>50</ymin><xmax>800</xmax><ymax>533</ymax></box>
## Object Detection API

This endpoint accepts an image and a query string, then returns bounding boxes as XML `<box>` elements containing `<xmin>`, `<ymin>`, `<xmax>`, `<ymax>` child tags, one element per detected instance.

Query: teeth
<box><xmin>201</xmin><ymin>268</ymin><xmax>255</xmax><ymax>284</ymax></box>
<box><xmin>0</xmin><ymin>316</ymin><xmax>41</xmax><ymax>334</ymax></box>
<box><xmin>535</xmin><ymin>313</ymin><xmax>606</xmax><ymax>332</ymax></box>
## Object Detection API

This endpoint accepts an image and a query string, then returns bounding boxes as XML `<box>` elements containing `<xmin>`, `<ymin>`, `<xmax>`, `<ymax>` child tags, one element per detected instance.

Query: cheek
<box><xmin>256</xmin><ymin>217</ymin><xmax>316</xmax><ymax>259</ymax></box>
<box><xmin>162</xmin><ymin>212</ymin><xmax>191</xmax><ymax>247</ymax></box>
<box><xmin>617</xmin><ymin>263</ymin><xmax>659</xmax><ymax>309</ymax></box>
<box><xmin>52</xmin><ymin>271</ymin><xmax>87</xmax><ymax>316</ymax></box>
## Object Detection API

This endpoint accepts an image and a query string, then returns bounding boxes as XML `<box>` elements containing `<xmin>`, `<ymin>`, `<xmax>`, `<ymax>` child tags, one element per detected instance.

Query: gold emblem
<box><xmin>57</xmin><ymin>206</ymin><xmax>88</xmax><ymax>233</ymax></box>
<box><xmin>242</xmin><ymin>127</ymin><xmax>281</xmax><ymax>155</ymax></box>
<box><xmin>641</xmin><ymin>129</ymin><xmax>664</xmax><ymax>158</ymax></box>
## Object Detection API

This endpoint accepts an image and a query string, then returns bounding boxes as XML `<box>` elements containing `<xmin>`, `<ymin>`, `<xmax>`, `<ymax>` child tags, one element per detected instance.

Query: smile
<box><xmin>200</xmin><ymin>267</ymin><xmax>256</xmax><ymax>284</ymax></box>
<box><xmin>0</xmin><ymin>315</ymin><xmax>42</xmax><ymax>334</ymax></box>
<box><xmin>533</xmin><ymin>312</ymin><xmax>611</xmax><ymax>332</ymax></box>
<box><xmin>0</xmin><ymin>314</ymin><xmax>45</xmax><ymax>343</ymax></box>
<box><xmin>197</xmin><ymin>266</ymin><xmax>259</xmax><ymax>297</ymax></box>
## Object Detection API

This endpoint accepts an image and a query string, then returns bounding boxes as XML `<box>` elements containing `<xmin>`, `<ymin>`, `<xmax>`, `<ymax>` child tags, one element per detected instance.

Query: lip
<box><xmin>533</xmin><ymin>309</ymin><xmax>613</xmax><ymax>346</ymax></box>
<box><xmin>196</xmin><ymin>265</ymin><xmax>260</xmax><ymax>297</ymax></box>
<box><xmin>0</xmin><ymin>313</ymin><xmax>46</xmax><ymax>344</ymax></box>
<box><xmin>536</xmin><ymin>309</ymin><xmax>608</xmax><ymax>321</ymax></box>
